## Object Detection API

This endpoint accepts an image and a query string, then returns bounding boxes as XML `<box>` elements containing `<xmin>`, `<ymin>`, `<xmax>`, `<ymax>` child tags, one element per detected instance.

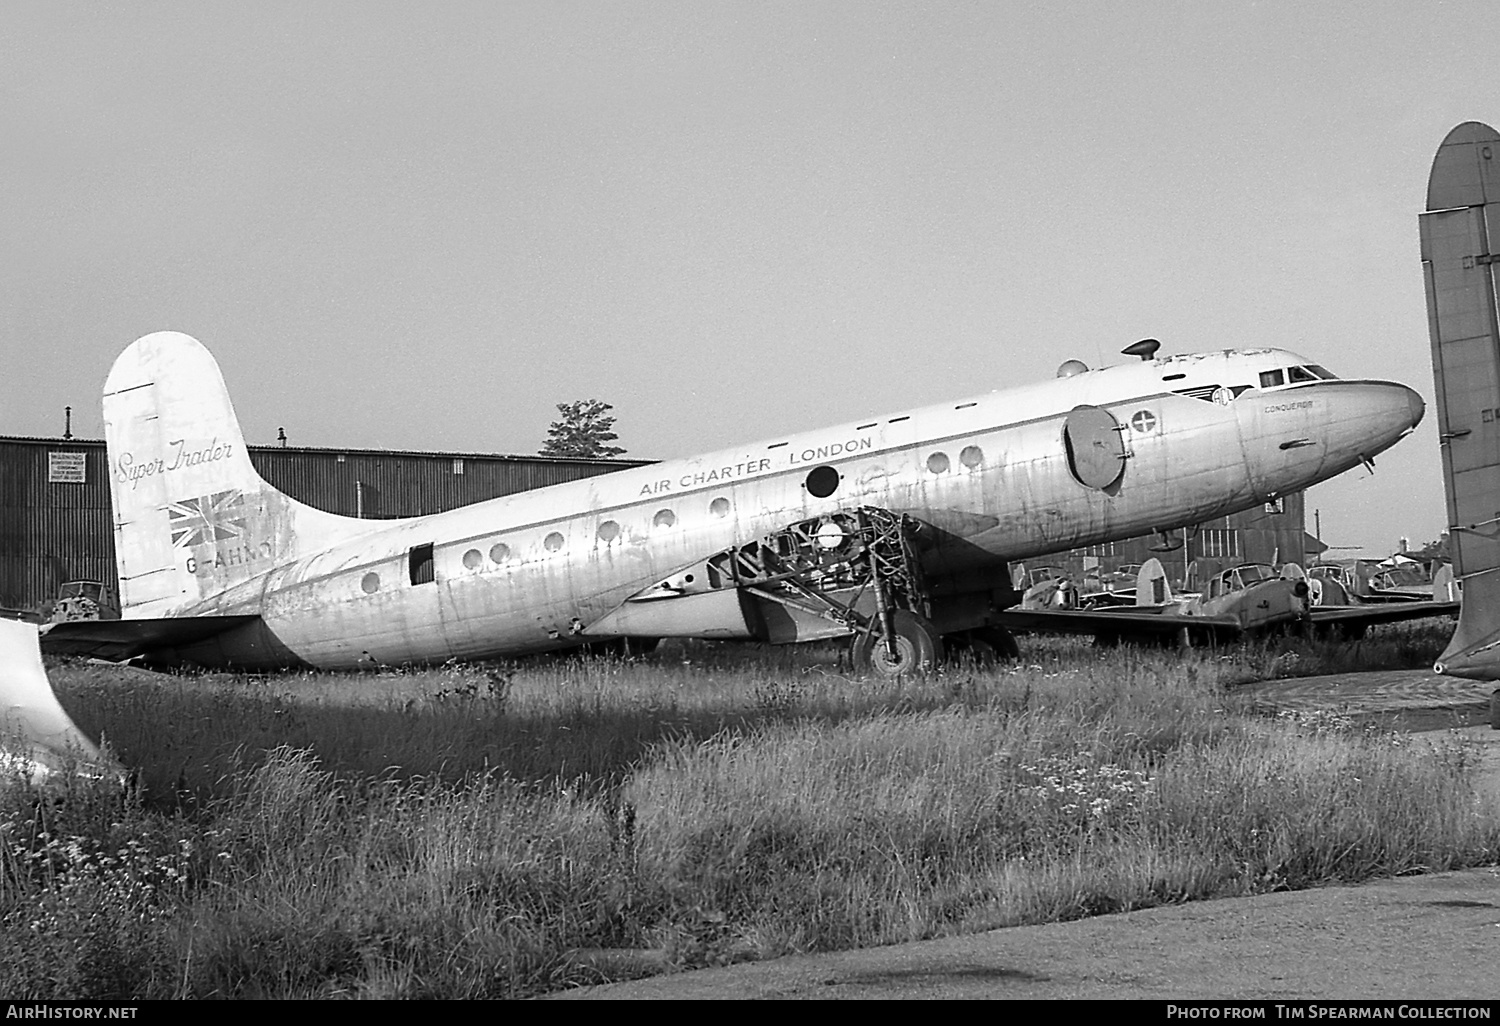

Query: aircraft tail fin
<box><xmin>105</xmin><ymin>332</ymin><xmax>386</xmax><ymax>618</ymax></box>
<box><xmin>1432</xmin><ymin>563</ymin><xmax>1457</xmax><ymax>602</ymax></box>
<box><xmin>1135</xmin><ymin>558</ymin><xmax>1172</xmax><ymax>605</ymax></box>
<box><xmin>1421</xmin><ymin>122</ymin><xmax>1500</xmax><ymax>680</ymax></box>
<box><xmin>1435</xmin><ymin>570</ymin><xmax>1499</xmax><ymax>680</ymax></box>
<box><xmin>0</xmin><ymin>618</ymin><xmax>122</xmax><ymax>784</ymax></box>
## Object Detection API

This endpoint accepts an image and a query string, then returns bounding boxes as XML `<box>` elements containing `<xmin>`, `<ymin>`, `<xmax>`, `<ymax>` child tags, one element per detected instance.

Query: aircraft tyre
<box><xmin>946</xmin><ymin>626</ymin><xmax>1021</xmax><ymax>665</ymax></box>
<box><xmin>973</xmin><ymin>625</ymin><xmax>1020</xmax><ymax>661</ymax></box>
<box><xmin>581</xmin><ymin>636</ymin><xmax>660</xmax><ymax>657</ymax></box>
<box><xmin>1314</xmin><ymin>621</ymin><xmax>1367</xmax><ymax>642</ymax></box>
<box><xmin>621</xmin><ymin>636</ymin><xmax>660</xmax><ymax>657</ymax></box>
<box><xmin>852</xmin><ymin>610</ymin><xmax>944</xmax><ymax>679</ymax></box>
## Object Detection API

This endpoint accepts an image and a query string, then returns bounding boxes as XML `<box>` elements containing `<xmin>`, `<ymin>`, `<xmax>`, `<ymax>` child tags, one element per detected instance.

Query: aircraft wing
<box><xmin>39</xmin><ymin>614</ymin><xmax>264</xmax><ymax>663</ymax></box>
<box><xmin>1307</xmin><ymin>600</ymin><xmax>1460</xmax><ymax>632</ymax></box>
<box><xmin>993</xmin><ymin>606</ymin><xmax>1250</xmax><ymax>642</ymax></box>
<box><xmin>582</xmin><ymin>505</ymin><xmax>1014</xmax><ymax>648</ymax></box>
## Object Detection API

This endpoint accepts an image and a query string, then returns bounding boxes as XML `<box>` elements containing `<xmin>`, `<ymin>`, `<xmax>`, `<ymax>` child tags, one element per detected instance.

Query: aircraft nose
<box><xmin>1405</xmin><ymin>386</ymin><xmax>1426</xmax><ymax>432</ymax></box>
<box><xmin>1374</xmin><ymin>381</ymin><xmax>1425</xmax><ymax>444</ymax></box>
<box><xmin>1310</xmin><ymin>379</ymin><xmax>1428</xmax><ymax>470</ymax></box>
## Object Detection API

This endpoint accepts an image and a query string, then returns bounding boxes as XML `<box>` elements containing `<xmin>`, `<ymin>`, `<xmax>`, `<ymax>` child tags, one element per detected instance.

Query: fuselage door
<box><xmin>1063</xmin><ymin>405</ymin><xmax>1127</xmax><ymax>490</ymax></box>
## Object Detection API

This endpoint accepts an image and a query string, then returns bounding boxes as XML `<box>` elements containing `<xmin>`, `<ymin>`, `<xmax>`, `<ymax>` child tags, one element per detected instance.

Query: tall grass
<box><xmin>2</xmin><ymin>624</ymin><xmax>1493</xmax><ymax>998</ymax></box>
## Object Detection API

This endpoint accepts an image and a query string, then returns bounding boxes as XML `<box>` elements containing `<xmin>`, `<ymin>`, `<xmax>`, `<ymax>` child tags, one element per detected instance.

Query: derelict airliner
<box><xmin>38</xmin><ymin>331</ymin><xmax>1423</xmax><ymax>677</ymax></box>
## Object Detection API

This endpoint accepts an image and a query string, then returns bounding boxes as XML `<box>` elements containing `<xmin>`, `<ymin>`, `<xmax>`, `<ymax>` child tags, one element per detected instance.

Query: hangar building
<box><xmin>0</xmin><ymin>435</ymin><xmax>647</xmax><ymax>617</ymax></box>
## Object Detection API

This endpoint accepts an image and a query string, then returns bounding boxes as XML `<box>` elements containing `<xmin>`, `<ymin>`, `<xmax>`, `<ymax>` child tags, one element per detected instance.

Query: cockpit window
<box><xmin>1287</xmin><ymin>366</ymin><xmax>1317</xmax><ymax>383</ymax></box>
<box><xmin>1259</xmin><ymin>369</ymin><xmax>1285</xmax><ymax>388</ymax></box>
<box><xmin>1234</xmin><ymin>564</ymin><xmax>1276</xmax><ymax>585</ymax></box>
<box><xmin>1307</xmin><ymin>365</ymin><xmax>1337</xmax><ymax>379</ymax></box>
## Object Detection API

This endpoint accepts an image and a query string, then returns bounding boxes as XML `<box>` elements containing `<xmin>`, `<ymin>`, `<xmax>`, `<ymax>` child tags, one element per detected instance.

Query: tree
<box><xmin>540</xmin><ymin>399</ymin><xmax>626</xmax><ymax>458</ymax></box>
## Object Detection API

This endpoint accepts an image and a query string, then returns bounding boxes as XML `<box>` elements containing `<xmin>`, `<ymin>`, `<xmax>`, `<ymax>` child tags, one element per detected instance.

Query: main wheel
<box><xmin>970</xmin><ymin>625</ymin><xmax>1020</xmax><ymax>662</ymax></box>
<box><xmin>944</xmin><ymin>626</ymin><xmax>1021</xmax><ymax>667</ymax></box>
<box><xmin>851</xmin><ymin>610</ymin><xmax>944</xmax><ymax>679</ymax></box>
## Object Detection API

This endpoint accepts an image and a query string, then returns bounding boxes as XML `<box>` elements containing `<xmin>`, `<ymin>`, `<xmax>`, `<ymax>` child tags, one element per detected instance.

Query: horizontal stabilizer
<box><xmin>40</xmin><ymin>614</ymin><xmax>266</xmax><ymax>665</ymax></box>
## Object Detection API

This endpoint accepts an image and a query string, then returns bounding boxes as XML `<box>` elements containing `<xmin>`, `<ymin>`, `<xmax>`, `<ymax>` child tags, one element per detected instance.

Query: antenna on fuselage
<box><xmin>1122</xmin><ymin>338</ymin><xmax>1161</xmax><ymax>361</ymax></box>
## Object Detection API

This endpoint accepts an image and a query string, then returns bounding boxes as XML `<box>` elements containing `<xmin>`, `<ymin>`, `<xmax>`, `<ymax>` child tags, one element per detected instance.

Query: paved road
<box><xmin>555</xmin><ymin>669</ymin><xmax>1500</xmax><ymax>1001</ymax></box>
<box><xmin>557</xmin><ymin>865</ymin><xmax>1500</xmax><ymax>1000</ymax></box>
<box><xmin>1246</xmin><ymin>668</ymin><xmax>1495</xmax><ymax>724</ymax></box>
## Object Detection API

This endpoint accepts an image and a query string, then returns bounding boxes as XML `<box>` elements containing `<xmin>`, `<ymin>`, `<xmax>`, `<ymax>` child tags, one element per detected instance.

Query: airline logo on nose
<box><xmin>1130</xmin><ymin>410</ymin><xmax>1157</xmax><ymax>433</ymax></box>
<box><xmin>168</xmin><ymin>490</ymin><xmax>246</xmax><ymax>548</ymax></box>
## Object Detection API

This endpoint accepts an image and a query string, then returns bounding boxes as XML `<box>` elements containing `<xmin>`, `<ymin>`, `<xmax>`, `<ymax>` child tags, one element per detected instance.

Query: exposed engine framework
<box><xmin>702</xmin><ymin>505</ymin><xmax>931</xmax><ymax>655</ymax></box>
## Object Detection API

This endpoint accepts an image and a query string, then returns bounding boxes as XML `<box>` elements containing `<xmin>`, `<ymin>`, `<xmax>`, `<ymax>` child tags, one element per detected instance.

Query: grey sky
<box><xmin>1</xmin><ymin>1</ymin><xmax>1488</xmax><ymax>553</ymax></box>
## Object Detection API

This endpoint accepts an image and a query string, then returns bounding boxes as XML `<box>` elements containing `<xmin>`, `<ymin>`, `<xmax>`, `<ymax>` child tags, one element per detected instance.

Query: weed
<box><xmin>3</xmin><ymin>624</ymin><xmax>1493</xmax><ymax>996</ymax></box>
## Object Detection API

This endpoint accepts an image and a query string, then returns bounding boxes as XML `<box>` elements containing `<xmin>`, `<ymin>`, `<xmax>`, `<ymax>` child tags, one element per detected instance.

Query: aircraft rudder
<box><xmin>1423</xmin><ymin>123</ymin><xmax>1500</xmax><ymax>680</ymax></box>
<box><xmin>105</xmin><ymin>332</ymin><xmax>262</xmax><ymax>503</ymax></box>
<box><xmin>1426</xmin><ymin>121</ymin><xmax>1500</xmax><ymax>211</ymax></box>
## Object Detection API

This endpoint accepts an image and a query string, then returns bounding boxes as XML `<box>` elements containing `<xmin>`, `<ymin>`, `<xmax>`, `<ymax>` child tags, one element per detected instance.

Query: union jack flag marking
<box><xmin>168</xmin><ymin>490</ymin><xmax>246</xmax><ymax>548</ymax></box>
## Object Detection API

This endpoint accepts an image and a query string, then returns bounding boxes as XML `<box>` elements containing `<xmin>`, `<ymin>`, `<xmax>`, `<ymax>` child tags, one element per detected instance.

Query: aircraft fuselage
<box><xmin>165</xmin><ymin>347</ymin><xmax>1421</xmax><ymax>669</ymax></box>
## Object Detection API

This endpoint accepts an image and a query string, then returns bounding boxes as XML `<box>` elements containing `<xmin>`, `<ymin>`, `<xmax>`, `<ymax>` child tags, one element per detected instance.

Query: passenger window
<box><xmin>1259</xmin><ymin>369</ymin><xmax>1285</xmax><ymax>388</ymax></box>
<box><xmin>1288</xmin><ymin>366</ymin><xmax>1316</xmax><ymax>383</ymax></box>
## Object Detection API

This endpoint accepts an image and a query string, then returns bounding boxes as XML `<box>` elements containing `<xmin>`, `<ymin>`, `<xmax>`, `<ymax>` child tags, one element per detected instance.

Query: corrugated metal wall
<box><xmin>249</xmin><ymin>447</ymin><xmax>626</xmax><ymax>518</ymax></box>
<box><xmin>0</xmin><ymin>440</ymin><xmax>115</xmax><ymax>616</ymax></box>
<box><xmin>0</xmin><ymin>437</ymin><xmax>647</xmax><ymax>614</ymax></box>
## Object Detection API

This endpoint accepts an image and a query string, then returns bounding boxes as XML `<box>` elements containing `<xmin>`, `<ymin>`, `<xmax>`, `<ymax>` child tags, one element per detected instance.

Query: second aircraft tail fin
<box><xmin>1135</xmin><ymin>558</ymin><xmax>1172</xmax><ymax>606</ymax></box>
<box><xmin>1422</xmin><ymin>121</ymin><xmax>1500</xmax><ymax>680</ymax></box>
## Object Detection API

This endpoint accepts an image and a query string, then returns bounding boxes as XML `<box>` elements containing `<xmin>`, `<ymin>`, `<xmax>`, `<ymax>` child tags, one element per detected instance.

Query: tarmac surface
<box><xmin>554</xmin><ymin>668</ymin><xmax>1500</xmax><ymax>1001</ymax></box>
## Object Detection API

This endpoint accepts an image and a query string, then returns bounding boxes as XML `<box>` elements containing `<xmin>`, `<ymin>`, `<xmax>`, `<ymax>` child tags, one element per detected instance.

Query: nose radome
<box><xmin>1406</xmin><ymin>387</ymin><xmax>1426</xmax><ymax>430</ymax></box>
